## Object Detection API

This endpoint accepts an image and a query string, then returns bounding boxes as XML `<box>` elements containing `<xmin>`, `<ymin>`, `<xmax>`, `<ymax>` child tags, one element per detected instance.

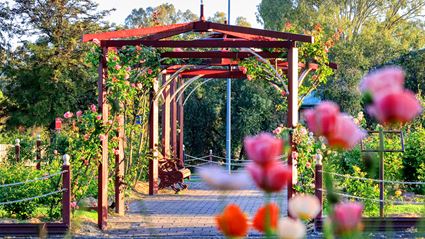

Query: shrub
<box><xmin>0</xmin><ymin>163</ymin><xmax>62</xmax><ymax>219</ymax></box>
<box><xmin>402</xmin><ymin>126</ymin><xmax>425</xmax><ymax>194</ymax></box>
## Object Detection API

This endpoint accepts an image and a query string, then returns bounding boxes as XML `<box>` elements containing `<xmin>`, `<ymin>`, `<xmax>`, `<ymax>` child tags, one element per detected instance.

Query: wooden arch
<box><xmin>83</xmin><ymin>6</ymin><xmax>326</xmax><ymax>229</ymax></box>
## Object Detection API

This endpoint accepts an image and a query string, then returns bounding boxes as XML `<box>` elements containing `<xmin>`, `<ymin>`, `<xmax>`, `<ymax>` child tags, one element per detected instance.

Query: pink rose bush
<box><xmin>63</xmin><ymin>111</ymin><xmax>74</xmax><ymax>119</ymax></box>
<box><xmin>360</xmin><ymin>66</ymin><xmax>421</xmax><ymax>125</ymax></box>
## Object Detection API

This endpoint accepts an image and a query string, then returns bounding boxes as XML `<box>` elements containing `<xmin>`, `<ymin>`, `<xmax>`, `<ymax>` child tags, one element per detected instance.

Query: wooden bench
<box><xmin>158</xmin><ymin>157</ymin><xmax>191</xmax><ymax>193</ymax></box>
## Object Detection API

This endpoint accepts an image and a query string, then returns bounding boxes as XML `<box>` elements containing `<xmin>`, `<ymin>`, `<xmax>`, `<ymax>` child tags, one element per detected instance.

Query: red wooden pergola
<box><xmin>83</xmin><ymin>6</ymin><xmax>318</xmax><ymax>230</ymax></box>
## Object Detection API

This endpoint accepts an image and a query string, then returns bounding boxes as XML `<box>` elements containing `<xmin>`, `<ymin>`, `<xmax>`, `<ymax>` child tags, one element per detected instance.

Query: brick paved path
<box><xmin>85</xmin><ymin>178</ymin><xmax>287</xmax><ymax>238</ymax></box>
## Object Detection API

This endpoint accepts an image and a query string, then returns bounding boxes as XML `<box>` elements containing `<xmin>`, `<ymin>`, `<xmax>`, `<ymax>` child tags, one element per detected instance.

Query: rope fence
<box><xmin>319</xmin><ymin>170</ymin><xmax>425</xmax><ymax>185</ymax></box>
<box><xmin>318</xmin><ymin>189</ymin><xmax>425</xmax><ymax>205</ymax></box>
<box><xmin>0</xmin><ymin>189</ymin><xmax>66</xmax><ymax>206</ymax></box>
<box><xmin>0</xmin><ymin>170</ymin><xmax>68</xmax><ymax>188</ymax></box>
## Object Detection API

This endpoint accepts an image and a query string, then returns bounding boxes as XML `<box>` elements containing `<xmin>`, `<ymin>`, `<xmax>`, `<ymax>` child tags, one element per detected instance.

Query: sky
<box><xmin>95</xmin><ymin>0</ymin><xmax>263</xmax><ymax>28</ymax></box>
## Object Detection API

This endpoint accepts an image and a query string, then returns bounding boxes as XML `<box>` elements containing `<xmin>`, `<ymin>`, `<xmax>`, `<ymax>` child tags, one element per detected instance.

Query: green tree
<box><xmin>2</xmin><ymin>0</ymin><xmax>112</xmax><ymax>127</ymax></box>
<box><xmin>235</xmin><ymin>16</ymin><xmax>251</xmax><ymax>27</ymax></box>
<box><xmin>125</xmin><ymin>3</ymin><xmax>197</xmax><ymax>28</ymax></box>
<box><xmin>257</xmin><ymin>0</ymin><xmax>425</xmax><ymax>114</ymax></box>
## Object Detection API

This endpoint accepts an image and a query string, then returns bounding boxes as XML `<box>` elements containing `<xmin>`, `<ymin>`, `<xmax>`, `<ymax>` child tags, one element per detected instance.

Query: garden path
<box><xmin>80</xmin><ymin>177</ymin><xmax>287</xmax><ymax>238</ymax></box>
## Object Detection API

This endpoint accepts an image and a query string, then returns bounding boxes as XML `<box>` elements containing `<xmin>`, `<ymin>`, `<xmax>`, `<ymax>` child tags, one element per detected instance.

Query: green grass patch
<box><xmin>73</xmin><ymin>209</ymin><xmax>97</xmax><ymax>221</ymax></box>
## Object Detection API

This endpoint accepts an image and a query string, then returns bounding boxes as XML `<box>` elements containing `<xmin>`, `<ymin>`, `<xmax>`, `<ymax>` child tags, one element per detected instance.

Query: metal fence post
<box><xmin>15</xmin><ymin>139</ymin><xmax>20</xmax><ymax>162</ymax></box>
<box><xmin>36</xmin><ymin>134</ymin><xmax>41</xmax><ymax>169</ymax></box>
<box><xmin>62</xmin><ymin>154</ymin><xmax>71</xmax><ymax>228</ymax></box>
<box><xmin>209</xmin><ymin>149</ymin><xmax>212</xmax><ymax>162</ymax></box>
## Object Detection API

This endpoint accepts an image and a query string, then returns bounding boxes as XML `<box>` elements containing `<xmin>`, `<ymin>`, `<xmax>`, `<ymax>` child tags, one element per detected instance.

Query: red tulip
<box><xmin>244</xmin><ymin>133</ymin><xmax>283</xmax><ymax>165</ymax></box>
<box><xmin>367</xmin><ymin>90</ymin><xmax>422</xmax><ymax>125</ymax></box>
<box><xmin>246</xmin><ymin>161</ymin><xmax>291</xmax><ymax>192</ymax></box>
<box><xmin>253</xmin><ymin>203</ymin><xmax>280</xmax><ymax>232</ymax></box>
<box><xmin>303</xmin><ymin>101</ymin><xmax>340</xmax><ymax>137</ymax></box>
<box><xmin>332</xmin><ymin>202</ymin><xmax>363</xmax><ymax>235</ymax></box>
<box><xmin>326</xmin><ymin>114</ymin><xmax>366</xmax><ymax>149</ymax></box>
<box><xmin>359</xmin><ymin>66</ymin><xmax>404</xmax><ymax>97</ymax></box>
<box><xmin>215</xmin><ymin>204</ymin><xmax>249</xmax><ymax>238</ymax></box>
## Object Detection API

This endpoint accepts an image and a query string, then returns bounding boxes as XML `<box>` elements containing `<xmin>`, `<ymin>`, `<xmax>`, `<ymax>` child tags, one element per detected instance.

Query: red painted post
<box><xmin>162</xmin><ymin>74</ymin><xmax>171</xmax><ymax>158</ymax></box>
<box><xmin>314</xmin><ymin>154</ymin><xmax>323</xmax><ymax>221</ymax></box>
<box><xmin>62</xmin><ymin>154</ymin><xmax>71</xmax><ymax>228</ymax></box>
<box><xmin>287</xmin><ymin>43</ymin><xmax>299</xmax><ymax>207</ymax></box>
<box><xmin>36</xmin><ymin>134</ymin><xmax>41</xmax><ymax>170</ymax></box>
<box><xmin>15</xmin><ymin>139</ymin><xmax>20</xmax><ymax>162</ymax></box>
<box><xmin>149</xmin><ymin>77</ymin><xmax>159</xmax><ymax>195</ymax></box>
<box><xmin>97</xmin><ymin>46</ymin><xmax>109</xmax><ymax>230</ymax></box>
<box><xmin>115</xmin><ymin>114</ymin><xmax>125</xmax><ymax>215</ymax></box>
<box><xmin>170</xmin><ymin>79</ymin><xmax>178</xmax><ymax>161</ymax></box>
<box><xmin>177</xmin><ymin>78</ymin><xmax>185</xmax><ymax>167</ymax></box>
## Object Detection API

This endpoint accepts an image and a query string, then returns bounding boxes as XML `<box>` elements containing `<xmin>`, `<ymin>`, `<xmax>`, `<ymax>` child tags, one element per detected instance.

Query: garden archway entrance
<box><xmin>83</xmin><ymin>4</ymin><xmax>324</xmax><ymax>229</ymax></box>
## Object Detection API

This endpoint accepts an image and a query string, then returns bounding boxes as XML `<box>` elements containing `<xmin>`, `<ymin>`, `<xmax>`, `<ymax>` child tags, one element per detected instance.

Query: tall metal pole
<box><xmin>226</xmin><ymin>0</ymin><xmax>232</xmax><ymax>174</ymax></box>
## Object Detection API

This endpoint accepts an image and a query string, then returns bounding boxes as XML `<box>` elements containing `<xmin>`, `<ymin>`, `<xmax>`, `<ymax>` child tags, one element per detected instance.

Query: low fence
<box><xmin>314</xmin><ymin>157</ymin><xmax>425</xmax><ymax>231</ymax></box>
<box><xmin>0</xmin><ymin>155</ymin><xmax>71</xmax><ymax>236</ymax></box>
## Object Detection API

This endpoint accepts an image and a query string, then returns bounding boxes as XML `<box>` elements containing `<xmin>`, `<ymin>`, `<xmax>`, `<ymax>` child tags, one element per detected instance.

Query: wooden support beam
<box><xmin>170</xmin><ymin>79</ymin><xmax>178</xmax><ymax>160</ymax></box>
<box><xmin>83</xmin><ymin>23</ymin><xmax>191</xmax><ymax>42</ymax></box>
<box><xmin>101</xmin><ymin>39</ymin><xmax>292</xmax><ymax>49</ymax></box>
<box><xmin>287</xmin><ymin>45</ymin><xmax>298</xmax><ymax>208</ymax></box>
<box><xmin>97</xmin><ymin>47</ymin><xmax>109</xmax><ymax>230</ymax></box>
<box><xmin>149</xmin><ymin>77</ymin><xmax>159</xmax><ymax>195</ymax></box>
<box><xmin>165</xmin><ymin>69</ymin><xmax>246</xmax><ymax>79</ymax></box>
<box><xmin>115</xmin><ymin>115</ymin><xmax>125</xmax><ymax>215</ymax></box>
<box><xmin>160</xmin><ymin>51</ymin><xmax>285</xmax><ymax>59</ymax></box>
<box><xmin>162</xmin><ymin>74</ymin><xmax>171</xmax><ymax>158</ymax></box>
<box><xmin>177</xmin><ymin>78</ymin><xmax>185</xmax><ymax>167</ymax></box>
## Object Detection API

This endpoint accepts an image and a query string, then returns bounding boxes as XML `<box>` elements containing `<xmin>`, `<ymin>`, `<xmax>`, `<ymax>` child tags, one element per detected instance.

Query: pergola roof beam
<box><xmin>101</xmin><ymin>39</ymin><xmax>292</xmax><ymax>48</ymax></box>
<box><xmin>161</xmin><ymin>51</ymin><xmax>286</xmax><ymax>59</ymax></box>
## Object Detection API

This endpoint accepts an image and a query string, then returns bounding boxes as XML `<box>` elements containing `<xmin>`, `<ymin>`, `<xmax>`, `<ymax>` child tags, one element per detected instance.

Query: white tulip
<box><xmin>198</xmin><ymin>165</ymin><xmax>250</xmax><ymax>190</ymax></box>
<box><xmin>277</xmin><ymin>217</ymin><xmax>306</xmax><ymax>239</ymax></box>
<box><xmin>288</xmin><ymin>194</ymin><xmax>321</xmax><ymax>220</ymax></box>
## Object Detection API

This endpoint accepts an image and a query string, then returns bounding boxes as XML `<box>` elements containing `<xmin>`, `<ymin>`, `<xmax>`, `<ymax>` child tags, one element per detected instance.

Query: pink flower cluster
<box><xmin>244</xmin><ymin>133</ymin><xmax>291</xmax><ymax>192</ymax></box>
<box><xmin>304</xmin><ymin>101</ymin><xmax>366</xmax><ymax>149</ymax></box>
<box><xmin>360</xmin><ymin>67</ymin><xmax>421</xmax><ymax>125</ymax></box>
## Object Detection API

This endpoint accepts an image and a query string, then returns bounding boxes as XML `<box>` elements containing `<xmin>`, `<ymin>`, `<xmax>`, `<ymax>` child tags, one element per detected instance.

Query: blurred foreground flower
<box><xmin>367</xmin><ymin>90</ymin><xmax>421</xmax><ymax>125</ymax></box>
<box><xmin>332</xmin><ymin>202</ymin><xmax>363</xmax><ymax>235</ymax></box>
<box><xmin>253</xmin><ymin>203</ymin><xmax>279</xmax><ymax>233</ymax></box>
<box><xmin>198</xmin><ymin>165</ymin><xmax>250</xmax><ymax>190</ymax></box>
<box><xmin>359</xmin><ymin>66</ymin><xmax>404</xmax><ymax>96</ymax></box>
<box><xmin>246</xmin><ymin>161</ymin><xmax>291</xmax><ymax>193</ymax></box>
<box><xmin>304</xmin><ymin>102</ymin><xmax>366</xmax><ymax>149</ymax></box>
<box><xmin>288</xmin><ymin>194</ymin><xmax>320</xmax><ymax>220</ymax></box>
<box><xmin>244</xmin><ymin>133</ymin><xmax>283</xmax><ymax>165</ymax></box>
<box><xmin>215</xmin><ymin>204</ymin><xmax>249</xmax><ymax>238</ymax></box>
<box><xmin>277</xmin><ymin>218</ymin><xmax>306</xmax><ymax>239</ymax></box>
<box><xmin>360</xmin><ymin>66</ymin><xmax>421</xmax><ymax>125</ymax></box>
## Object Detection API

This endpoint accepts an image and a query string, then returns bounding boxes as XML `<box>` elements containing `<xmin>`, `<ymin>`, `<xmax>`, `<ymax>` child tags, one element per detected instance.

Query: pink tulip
<box><xmin>246</xmin><ymin>161</ymin><xmax>291</xmax><ymax>192</ymax></box>
<box><xmin>332</xmin><ymin>202</ymin><xmax>363</xmax><ymax>234</ymax></box>
<box><xmin>244</xmin><ymin>133</ymin><xmax>283</xmax><ymax>165</ymax></box>
<box><xmin>76</xmin><ymin>110</ymin><xmax>83</xmax><ymax>118</ymax></box>
<box><xmin>367</xmin><ymin>90</ymin><xmax>422</xmax><ymax>125</ymax></box>
<box><xmin>90</xmin><ymin>104</ymin><xmax>97</xmax><ymax>113</ymax></box>
<box><xmin>96</xmin><ymin>115</ymin><xmax>102</xmax><ymax>120</ymax></box>
<box><xmin>359</xmin><ymin>66</ymin><xmax>404</xmax><ymax>97</ymax></box>
<box><xmin>303</xmin><ymin>101</ymin><xmax>340</xmax><ymax>137</ymax></box>
<box><xmin>63</xmin><ymin>111</ymin><xmax>73</xmax><ymax>119</ymax></box>
<box><xmin>326</xmin><ymin>114</ymin><xmax>367</xmax><ymax>149</ymax></box>
<box><xmin>115</xmin><ymin>64</ymin><xmax>121</xmax><ymax>70</ymax></box>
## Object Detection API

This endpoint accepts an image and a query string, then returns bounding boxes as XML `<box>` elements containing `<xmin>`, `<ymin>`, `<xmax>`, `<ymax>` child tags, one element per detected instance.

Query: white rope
<box><xmin>185</xmin><ymin>154</ymin><xmax>210</xmax><ymax>160</ymax></box>
<box><xmin>0</xmin><ymin>170</ymin><xmax>68</xmax><ymax>188</ymax></box>
<box><xmin>318</xmin><ymin>189</ymin><xmax>425</xmax><ymax>205</ymax></box>
<box><xmin>0</xmin><ymin>188</ymin><xmax>67</xmax><ymax>205</ymax></box>
<box><xmin>320</xmin><ymin>170</ymin><xmax>425</xmax><ymax>185</ymax></box>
